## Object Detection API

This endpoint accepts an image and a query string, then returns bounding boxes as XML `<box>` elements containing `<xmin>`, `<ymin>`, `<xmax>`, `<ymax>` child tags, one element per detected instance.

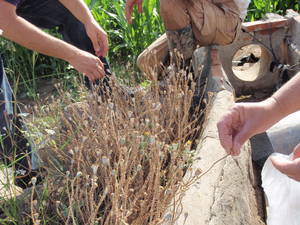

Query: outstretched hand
<box><xmin>125</xmin><ymin>0</ymin><xmax>143</xmax><ymax>24</ymax></box>
<box><xmin>271</xmin><ymin>143</ymin><xmax>300</xmax><ymax>182</ymax></box>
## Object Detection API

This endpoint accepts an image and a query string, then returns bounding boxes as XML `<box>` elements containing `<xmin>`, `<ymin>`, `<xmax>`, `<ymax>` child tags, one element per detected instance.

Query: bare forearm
<box><xmin>58</xmin><ymin>0</ymin><xmax>94</xmax><ymax>25</ymax></box>
<box><xmin>271</xmin><ymin>72</ymin><xmax>300</xmax><ymax>118</ymax></box>
<box><xmin>0</xmin><ymin>3</ymin><xmax>78</xmax><ymax>63</ymax></box>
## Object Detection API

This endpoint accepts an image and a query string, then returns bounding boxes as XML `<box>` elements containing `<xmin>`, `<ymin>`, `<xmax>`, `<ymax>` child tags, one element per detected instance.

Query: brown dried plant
<box><xmin>25</xmin><ymin>67</ymin><xmax>207</xmax><ymax>225</ymax></box>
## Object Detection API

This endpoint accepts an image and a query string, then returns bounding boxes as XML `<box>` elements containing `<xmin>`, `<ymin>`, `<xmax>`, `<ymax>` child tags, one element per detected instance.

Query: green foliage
<box><xmin>87</xmin><ymin>0</ymin><xmax>163</xmax><ymax>81</ymax></box>
<box><xmin>86</xmin><ymin>0</ymin><xmax>163</xmax><ymax>64</ymax></box>
<box><xmin>247</xmin><ymin>0</ymin><xmax>300</xmax><ymax>21</ymax></box>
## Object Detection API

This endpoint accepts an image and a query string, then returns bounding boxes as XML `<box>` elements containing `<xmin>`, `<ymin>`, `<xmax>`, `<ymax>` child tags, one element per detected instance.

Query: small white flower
<box><xmin>0</xmin><ymin>29</ymin><xmax>3</xmax><ymax>36</ymax></box>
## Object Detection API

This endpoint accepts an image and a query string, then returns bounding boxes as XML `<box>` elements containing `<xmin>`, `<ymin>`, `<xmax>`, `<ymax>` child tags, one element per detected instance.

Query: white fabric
<box><xmin>262</xmin><ymin>153</ymin><xmax>300</xmax><ymax>225</ymax></box>
<box><xmin>233</xmin><ymin>0</ymin><xmax>251</xmax><ymax>20</ymax></box>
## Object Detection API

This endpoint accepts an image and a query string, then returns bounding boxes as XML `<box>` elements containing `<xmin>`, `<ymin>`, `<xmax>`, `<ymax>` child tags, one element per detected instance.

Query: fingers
<box><xmin>293</xmin><ymin>143</ymin><xmax>300</xmax><ymax>160</ymax></box>
<box><xmin>97</xmin><ymin>32</ymin><xmax>109</xmax><ymax>57</ymax></box>
<box><xmin>125</xmin><ymin>0</ymin><xmax>143</xmax><ymax>24</ymax></box>
<box><xmin>90</xmin><ymin>35</ymin><xmax>101</xmax><ymax>56</ymax></box>
<box><xmin>95</xmin><ymin>60</ymin><xmax>105</xmax><ymax>78</ymax></box>
<box><xmin>218</xmin><ymin>104</ymin><xmax>253</xmax><ymax>156</ymax></box>
<box><xmin>137</xmin><ymin>0</ymin><xmax>143</xmax><ymax>13</ymax></box>
<box><xmin>92</xmin><ymin>30</ymin><xmax>108</xmax><ymax>57</ymax></box>
<box><xmin>125</xmin><ymin>1</ymin><xmax>135</xmax><ymax>24</ymax></box>
<box><xmin>217</xmin><ymin>114</ymin><xmax>234</xmax><ymax>154</ymax></box>
<box><xmin>85</xmin><ymin>60</ymin><xmax>105</xmax><ymax>81</ymax></box>
<box><xmin>271</xmin><ymin>155</ymin><xmax>300</xmax><ymax>181</ymax></box>
<box><xmin>218</xmin><ymin>107</ymin><xmax>243</xmax><ymax>155</ymax></box>
<box><xmin>231</xmin><ymin>124</ymin><xmax>252</xmax><ymax>156</ymax></box>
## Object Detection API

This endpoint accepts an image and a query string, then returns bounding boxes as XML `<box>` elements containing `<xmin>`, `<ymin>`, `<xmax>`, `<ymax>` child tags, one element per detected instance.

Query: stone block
<box><xmin>218</xmin><ymin>17</ymin><xmax>289</xmax><ymax>96</ymax></box>
<box><xmin>286</xmin><ymin>12</ymin><xmax>300</xmax><ymax>73</ymax></box>
<box><xmin>163</xmin><ymin>88</ymin><xmax>265</xmax><ymax>225</ymax></box>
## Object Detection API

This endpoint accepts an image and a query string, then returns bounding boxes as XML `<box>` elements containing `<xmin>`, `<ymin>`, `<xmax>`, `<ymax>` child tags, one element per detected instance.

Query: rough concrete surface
<box><xmin>169</xmin><ymin>89</ymin><xmax>265</xmax><ymax>225</ymax></box>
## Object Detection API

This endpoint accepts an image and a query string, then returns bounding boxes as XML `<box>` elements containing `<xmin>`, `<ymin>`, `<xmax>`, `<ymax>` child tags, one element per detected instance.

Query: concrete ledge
<box><xmin>166</xmin><ymin>89</ymin><xmax>265</xmax><ymax>225</ymax></box>
<box><xmin>242</xmin><ymin>18</ymin><xmax>288</xmax><ymax>33</ymax></box>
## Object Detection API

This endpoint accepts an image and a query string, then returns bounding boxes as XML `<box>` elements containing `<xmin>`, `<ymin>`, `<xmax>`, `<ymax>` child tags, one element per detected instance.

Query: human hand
<box><xmin>85</xmin><ymin>19</ymin><xmax>109</xmax><ymax>57</ymax></box>
<box><xmin>68</xmin><ymin>50</ymin><xmax>105</xmax><ymax>81</ymax></box>
<box><xmin>125</xmin><ymin>0</ymin><xmax>143</xmax><ymax>24</ymax></box>
<box><xmin>271</xmin><ymin>143</ymin><xmax>300</xmax><ymax>182</ymax></box>
<box><xmin>217</xmin><ymin>98</ymin><xmax>279</xmax><ymax>156</ymax></box>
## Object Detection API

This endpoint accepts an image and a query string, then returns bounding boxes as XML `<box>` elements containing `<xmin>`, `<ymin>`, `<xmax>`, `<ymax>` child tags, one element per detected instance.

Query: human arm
<box><xmin>217</xmin><ymin>72</ymin><xmax>300</xmax><ymax>156</ymax></box>
<box><xmin>58</xmin><ymin>0</ymin><xmax>108</xmax><ymax>57</ymax></box>
<box><xmin>0</xmin><ymin>1</ymin><xmax>104</xmax><ymax>81</ymax></box>
<box><xmin>125</xmin><ymin>0</ymin><xmax>143</xmax><ymax>24</ymax></box>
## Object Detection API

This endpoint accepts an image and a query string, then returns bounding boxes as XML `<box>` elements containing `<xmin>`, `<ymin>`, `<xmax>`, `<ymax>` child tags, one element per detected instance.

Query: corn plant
<box><xmin>247</xmin><ymin>0</ymin><xmax>300</xmax><ymax>21</ymax></box>
<box><xmin>87</xmin><ymin>0</ymin><xmax>164</xmax><ymax>63</ymax></box>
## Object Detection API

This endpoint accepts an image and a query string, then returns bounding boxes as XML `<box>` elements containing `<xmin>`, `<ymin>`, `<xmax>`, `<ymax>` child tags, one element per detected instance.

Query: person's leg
<box><xmin>160</xmin><ymin>0</ymin><xmax>196</xmax><ymax>66</ymax></box>
<box><xmin>16</xmin><ymin>0</ymin><xmax>112</xmax><ymax>92</ymax></box>
<box><xmin>0</xmin><ymin>57</ymin><xmax>39</xmax><ymax>188</ymax></box>
<box><xmin>137</xmin><ymin>33</ymin><xmax>169</xmax><ymax>80</ymax></box>
<box><xmin>187</xmin><ymin>0</ymin><xmax>241</xmax><ymax>78</ymax></box>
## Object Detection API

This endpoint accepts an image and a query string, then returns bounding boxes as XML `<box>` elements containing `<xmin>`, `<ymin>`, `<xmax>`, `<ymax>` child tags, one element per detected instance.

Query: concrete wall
<box><xmin>163</xmin><ymin>87</ymin><xmax>265</xmax><ymax>225</ymax></box>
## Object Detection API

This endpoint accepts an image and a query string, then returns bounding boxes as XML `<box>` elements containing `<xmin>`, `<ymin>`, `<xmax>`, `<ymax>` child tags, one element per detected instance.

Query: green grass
<box><xmin>247</xmin><ymin>0</ymin><xmax>300</xmax><ymax>21</ymax></box>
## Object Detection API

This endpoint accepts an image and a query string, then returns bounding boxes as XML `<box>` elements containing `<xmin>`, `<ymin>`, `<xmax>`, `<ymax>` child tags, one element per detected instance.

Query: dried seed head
<box><xmin>31</xmin><ymin>177</ymin><xmax>37</xmax><ymax>185</ymax></box>
<box><xmin>111</xmin><ymin>170</ymin><xmax>116</xmax><ymax>176</ymax></box>
<box><xmin>149</xmin><ymin>136</ymin><xmax>156</xmax><ymax>144</ymax></box>
<box><xmin>127</xmin><ymin>111</ymin><xmax>133</xmax><ymax>118</ymax></box>
<box><xmin>76</xmin><ymin>171</ymin><xmax>82</xmax><ymax>177</ymax></box>
<box><xmin>145</xmin><ymin>118</ymin><xmax>150</xmax><ymax>125</ymax></box>
<box><xmin>101</xmin><ymin>156</ymin><xmax>110</xmax><ymax>166</ymax></box>
<box><xmin>195</xmin><ymin>168</ymin><xmax>202</xmax><ymax>176</ymax></box>
<box><xmin>136</xmin><ymin>164</ymin><xmax>142</xmax><ymax>171</ymax></box>
<box><xmin>119</xmin><ymin>137</ymin><xmax>126</xmax><ymax>145</ymax></box>
<box><xmin>82</xmin><ymin>136</ymin><xmax>88</xmax><ymax>143</ymax></box>
<box><xmin>91</xmin><ymin>164</ymin><xmax>99</xmax><ymax>175</ymax></box>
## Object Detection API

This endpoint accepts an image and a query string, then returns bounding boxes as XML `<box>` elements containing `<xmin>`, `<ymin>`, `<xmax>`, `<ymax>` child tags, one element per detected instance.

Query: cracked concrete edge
<box><xmin>165</xmin><ymin>89</ymin><xmax>265</xmax><ymax>225</ymax></box>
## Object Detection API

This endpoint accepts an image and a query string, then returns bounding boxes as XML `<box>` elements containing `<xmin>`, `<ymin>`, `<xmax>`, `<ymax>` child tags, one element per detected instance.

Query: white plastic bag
<box><xmin>262</xmin><ymin>153</ymin><xmax>300</xmax><ymax>225</ymax></box>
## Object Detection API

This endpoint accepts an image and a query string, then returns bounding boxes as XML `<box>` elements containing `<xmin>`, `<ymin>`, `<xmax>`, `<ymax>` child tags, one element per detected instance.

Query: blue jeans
<box><xmin>0</xmin><ymin>0</ymin><xmax>111</xmax><ymax>173</ymax></box>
